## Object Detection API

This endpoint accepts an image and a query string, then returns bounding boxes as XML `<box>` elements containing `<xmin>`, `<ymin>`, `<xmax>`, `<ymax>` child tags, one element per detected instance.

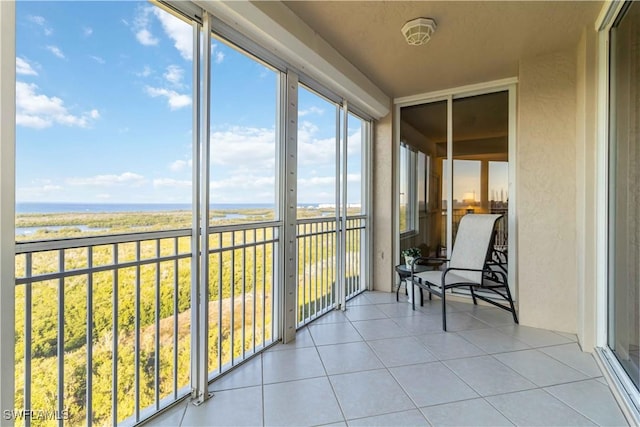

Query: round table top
<box><xmin>395</xmin><ymin>261</ymin><xmax>443</xmax><ymax>274</ymax></box>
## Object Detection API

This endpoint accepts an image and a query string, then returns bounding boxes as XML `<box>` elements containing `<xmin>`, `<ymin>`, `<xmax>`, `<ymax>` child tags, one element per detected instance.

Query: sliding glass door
<box><xmin>608</xmin><ymin>1</ymin><xmax>640</xmax><ymax>391</ymax></box>
<box><xmin>398</xmin><ymin>88</ymin><xmax>513</xmax><ymax>293</ymax></box>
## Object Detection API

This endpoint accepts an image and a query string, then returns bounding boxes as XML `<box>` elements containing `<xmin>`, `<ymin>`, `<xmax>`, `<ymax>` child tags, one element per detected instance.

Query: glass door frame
<box><xmin>595</xmin><ymin>1</ymin><xmax>640</xmax><ymax>423</ymax></box>
<box><xmin>393</xmin><ymin>79</ymin><xmax>518</xmax><ymax>296</ymax></box>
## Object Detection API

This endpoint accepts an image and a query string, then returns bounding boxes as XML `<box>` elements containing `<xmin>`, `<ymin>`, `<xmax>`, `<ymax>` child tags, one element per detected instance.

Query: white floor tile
<box><xmin>441</xmin><ymin>312</ymin><xmax>492</xmax><ymax>332</ymax></box>
<box><xmin>367</xmin><ymin>336</ymin><xmax>437</xmax><ymax>367</ymax></box>
<box><xmin>486</xmin><ymin>389</ymin><xmax>597</xmax><ymax>426</ymax></box>
<box><xmin>351</xmin><ymin>318</ymin><xmax>409</xmax><ymax>340</ymax></box>
<box><xmin>268</xmin><ymin>327</ymin><xmax>315</xmax><ymax>351</ymax></box>
<box><xmin>264</xmin><ymin>377</ymin><xmax>344</xmax><ymax>426</ymax></box>
<box><xmin>308</xmin><ymin>322</ymin><xmax>363</xmax><ymax>346</ymax></box>
<box><xmin>181</xmin><ymin>386</ymin><xmax>263</xmax><ymax>426</ymax></box>
<box><xmin>344</xmin><ymin>304</ymin><xmax>388</xmax><ymax>321</ymax></box>
<box><xmin>417</xmin><ymin>332</ymin><xmax>486</xmax><ymax>360</ymax></box>
<box><xmin>497</xmin><ymin>325</ymin><xmax>573</xmax><ymax>348</ymax></box>
<box><xmin>348</xmin><ymin>409</ymin><xmax>430</xmax><ymax>426</ymax></box>
<box><xmin>317</xmin><ymin>341</ymin><xmax>383</xmax><ymax>375</ymax></box>
<box><xmin>210</xmin><ymin>355</ymin><xmax>262</xmax><ymax>391</ymax></box>
<box><xmin>420</xmin><ymin>398</ymin><xmax>514</xmax><ymax>426</ymax></box>
<box><xmin>145</xmin><ymin>401</ymin><xmax>188</xmax><ymax>426</ymax></box>
<box><xmin>262</xmin><ymin>347</ymin><xmax>325</xmax><ymax>384</ymax></box>
<box><xmin>376</xmin><ymin>302</ymin><xmax>426</xmax><ymax>318</ymax></box>
<box><xmin>363</xmin><ymin>291</ymin><xmax>400</xmax><ymax>304</ymax></box>
<box><xmin>330</xmin><ymin>369</ymin><xmax>415</xmax><ymax>420</ymax></box>
<box><xmin>311</xmin><ymin>310</ymin><xmax>349</xmax><ymax>325</ymax></box>
<box><xmin>456</xmin><ymin>328</ymin><xmax>530</xmax><ymax>354</ymax></box>
<box><xmin>545</xmin><ymin>379</ymin><xmax>628</xmax><ymax>426</ymax></box>
<box><xmin>392</xmin><ymin>313</ymin><xmax>444</xmax><ymax>335</ymax></box>
<box><xmin>539</xmin><ymin>343</ymin><xmax>603</xmax><ymax>377</ymax></box>
<box><xmin>468</xmin><ymin>308</ymin><xmax>519</xmax><ymax>327</ymax></box>
<box><xmin>494</xmin><ymin>349</ymin><xmax>588</xmax><ymax>387</ymax></box>
<box><xmin>444</xmin><ymin>355</ymin><xmax>536</xmax><ymax>396</ymax></box>
<box><xmin>390</xmin><ymin>362</ymin><xmax>479</xmax><ymax>407</ymax></box>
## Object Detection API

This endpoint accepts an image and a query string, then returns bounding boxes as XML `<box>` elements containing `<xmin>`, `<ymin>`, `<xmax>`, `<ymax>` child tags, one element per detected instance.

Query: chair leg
<box><xmin>411</xmin><ymin>280</ymin><xmax>416</xmax><ymax>311</ymax></box>
<box><xmin>503</xmin><ymin>283</ymin><xmax>519</xmax><ymax>324</ymax></box>
<box><xmin>420</xmin><ymin>288</ymin><xmax>424</xmax><ymax>306</ymax></box>
<box><xmin>396</xmin><ymin>279</ymin><xmax>401</xmax><ymax>302</ymax></box>
<box><xmin>441</xmin><ymin>287</ymin><xmax>447</xmax><ymax>331</ymax></box>
<box><xmin>470</xmin><ymin>285</ymin><xmax>478</xmax><ymax>305</ymax></box>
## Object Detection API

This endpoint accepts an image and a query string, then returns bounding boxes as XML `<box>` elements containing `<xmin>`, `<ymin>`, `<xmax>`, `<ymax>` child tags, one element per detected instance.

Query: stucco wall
<box><xmin>517</xmin><ymin>49</ymin><xmax>578</xmax><ymax>333</ymax></box>
<box><xmin>372</xmin><ymin>110</ymin><xmax>394</xmax><ymax>291</ymax></box>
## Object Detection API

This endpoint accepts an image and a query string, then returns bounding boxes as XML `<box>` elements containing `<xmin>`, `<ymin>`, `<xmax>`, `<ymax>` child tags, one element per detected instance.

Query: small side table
<box><xmin>395</xmin><ymin>264</ymin><xmax>430</xmax><ymax>302</ymax></box>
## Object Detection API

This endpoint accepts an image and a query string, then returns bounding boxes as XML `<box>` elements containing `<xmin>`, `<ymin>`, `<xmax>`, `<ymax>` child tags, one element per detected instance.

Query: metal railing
<box><xmin>16</xmin><ymin>230</ymin><xmax>193</xmax><ymax>427</ymax></box>
<box><xmin>204</xmin><ymin>222</ymin><xmax>279</xmax><ymax>375</ymax></box>
<box><xmin>296</xmin><ymin>215</ymin><xmax>366</xmax><ymax>326</ymax></box>
<box><xmin>14</xmin><ymin>221</ymin><xmax>281</xmax><ymax>426</ymax></box>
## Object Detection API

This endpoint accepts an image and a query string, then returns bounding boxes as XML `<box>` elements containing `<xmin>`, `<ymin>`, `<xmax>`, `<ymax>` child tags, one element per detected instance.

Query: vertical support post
<box><xmin>335</xmin><ymin>106</ymin><xmax>343</xmax><ymax>308</ymax></box>
<box><xmin>281</xmin><ymin>70</ymin><xmax>298</xmax><ymax>344</ymax></box>
<box><xmin>0</xmin><ymin>2</ymin><xmax>16</xmax><ymax>424</ymax></box>
<box><xmin>193</xmin><ymin>12</ymin><xmax>211</xmax><ymax>405</ymax></box>
<box><xmin>338</xmin><ymin>102</ymin><xmax>349</xmax><ymax>308</ymax></box>
<box><xmin>446</xmin><ymin>95</ymin><xmax>453</xmax><ymax>259</ymax></box>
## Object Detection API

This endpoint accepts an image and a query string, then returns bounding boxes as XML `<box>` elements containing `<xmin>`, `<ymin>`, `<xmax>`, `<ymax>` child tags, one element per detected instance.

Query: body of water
<box><xmin>16</xmin><ymin>202</ymin><xmax>277</xmax><ymax>214</ymax></box>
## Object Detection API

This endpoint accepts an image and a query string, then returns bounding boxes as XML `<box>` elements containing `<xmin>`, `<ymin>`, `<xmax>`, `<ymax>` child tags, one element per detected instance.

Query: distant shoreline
<box><xmin>16</xmin><ymin>202</ymin><xmax>277</xmax><ymax>214</ymax></box>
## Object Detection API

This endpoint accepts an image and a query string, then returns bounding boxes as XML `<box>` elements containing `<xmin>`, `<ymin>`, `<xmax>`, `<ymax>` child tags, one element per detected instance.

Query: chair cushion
<box><xmin>413</xmin><ymin>270</ymin><xmax>482</xmax><ymax>289</ymax></box>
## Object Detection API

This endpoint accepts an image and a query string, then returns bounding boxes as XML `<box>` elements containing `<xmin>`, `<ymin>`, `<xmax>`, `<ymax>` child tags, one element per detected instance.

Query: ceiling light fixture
<box><xmin>401</xmin><ymin>17</ymin><xmax>437</xmax><ymax>46</ymax></box>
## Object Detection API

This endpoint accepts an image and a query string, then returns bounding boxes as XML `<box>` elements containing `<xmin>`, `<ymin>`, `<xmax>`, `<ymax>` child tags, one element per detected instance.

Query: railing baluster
<box><xmin>262</xmin><ymin>228</ymin><xmax>266</xmax><ymax>346</ymax></box>
<box><xmin>134</xmin><ymin>241</ymin><xmax>141</xmax><ymax>422</ymax></box>
<box><xmin>217</xmin><ymin>232</ymin><xmax>222</xmax><ymax>373</ymax></box>
<box><xmin>230</xmin><ymin>232</ymin><xmax>235</xmax><ymax>366</ymax></box>
<box><xmin>303</xmin><ymin>223</ymin><xmax>307</xmax><ymax>321</ymax></box>
<box><xmin>315</xmin><ymin>222</ymin><xmax>319</xmax><ymax>316</ymax></box>
<box><xmin>155</xmin><ymin>239</ymin><xmax>161</xmax><ymax>410</ymax></box>
<box><xmin>173</xmin><ymin>237</ymin><xmax>179</xmax><ymax>400</ymax></box>
<box><xmin>58</xmin><ymin>250</ymin><xmax>65</xmax><ymax>427</ymax></box>
<box><xmin>252</xmin><ymin>229</ymin><xmax>257</xmax><ymax>353</ymax></box>
<box><xmin>271</xmin><ymin>233</ymin><xmax>276</xmax><ymax>340</ymax></box>
<box><xmin>87</xmin><ymin>246</ymin><xmax>94</xmax><ymax>427</ymax></box>
<box><xmin>112</xmin><ymin>244</ymin><xmax>118</xmax><ymax>426</ymax></box>
<box><xmin>25</xmin><ymin>253</ymin><xmax>32</xmax><ymax>427</ymax></box>
<box><xmin>241</xmin><ymin>229</ymin><xmax>246</xmax><ymax>359</ymax></box>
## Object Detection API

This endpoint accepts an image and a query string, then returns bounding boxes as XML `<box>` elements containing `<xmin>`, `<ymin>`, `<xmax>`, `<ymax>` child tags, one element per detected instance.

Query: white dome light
<box><xmin>401</xmin><ymin>17</ymin><xmax>437</xmax><ymax>46</ymax></box>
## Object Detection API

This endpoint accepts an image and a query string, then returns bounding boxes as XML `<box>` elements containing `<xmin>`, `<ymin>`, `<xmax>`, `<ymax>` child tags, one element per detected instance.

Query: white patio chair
<box><xmin>410</xmin><ymin>213</ymin><xmax>518</xmax><ymax>331</ymax></box>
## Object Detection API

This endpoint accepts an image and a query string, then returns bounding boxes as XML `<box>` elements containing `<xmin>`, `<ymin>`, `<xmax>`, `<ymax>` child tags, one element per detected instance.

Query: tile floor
<box><xmin>147</xmin><ymin>291</ymin><xmax>629</xmax><ymax>427</ymax></box>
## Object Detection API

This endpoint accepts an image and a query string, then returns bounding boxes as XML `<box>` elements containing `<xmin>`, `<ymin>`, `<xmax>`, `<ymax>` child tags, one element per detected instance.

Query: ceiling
<box><xmin>283</xmin><ymin>1</ymin><xmax>603</xmax><ymax>99</ymax></box>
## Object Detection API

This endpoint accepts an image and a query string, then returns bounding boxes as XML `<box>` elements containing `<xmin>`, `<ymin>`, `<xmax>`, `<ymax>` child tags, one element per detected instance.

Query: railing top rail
<box><xmin>15</xmin><ymin>228</ymin><xmax>193</xmax><ymax>253</ymax></box>
<box><xmin>207</xmin><ymin>220</ymin><xmax>282</xmax><ymax>233</ymax></box>
<box><xmin>296</xmin><ymin>214</ymin><xmax>366</xmax><ymax>225</ymax></box>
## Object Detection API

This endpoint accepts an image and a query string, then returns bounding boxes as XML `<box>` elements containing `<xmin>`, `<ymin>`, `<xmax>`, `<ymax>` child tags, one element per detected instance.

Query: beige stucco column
<box><xmin>371</xmin><ymin>107</ymin><xmax>394</xmax><ymax>292</ymax></box>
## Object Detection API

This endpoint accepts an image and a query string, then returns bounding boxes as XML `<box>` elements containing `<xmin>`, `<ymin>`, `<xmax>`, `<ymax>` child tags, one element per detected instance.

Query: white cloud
<box><xmin>153</xmin><ymin>178</ymin><xmax>191</xmax><ymax>188</ymax></box>
<box><xmin>137</xmin><ymin>65</ymin><xmax>152</xmax><ymax>77</ymax></box>
<box><xmin>67</xmin><ymin>172</ymin><xmax>146</xmax><ymax>187</ymax></box>
<box><xmin>16</xmin><ymin>57</ymin><xmax>38</xmax><ymax>76</ymax></box>
<box><xmin>28</xmin><ymin>15</ymin><xmax>53</xmax><ymax>36</ymax></box>
<box><xmin>145</xmin><ymin>86</ymin><xmax>191</xmax><ymax>110</ymax></box>
<box><xmin>17</xmin><ymin>180</ymin><xmax>64</xmax><ymax>202</ymax></box>
<box><xmin>83</xmin><ymin>27</ymin><xmax>93</xmax><ymax>37</ymax></box>
<box><xmin>169</xmin><ymin>159</ymin><xmax>191</xmax><ymax>172</ymax></box>
<box><xmin>164</xmin><ymin>65</ymin><xmax>184</xmax><ymax>86</ymax></box>
<box><xmin>46</xmin><ymin>45</ymin><xmax>65</xmax><ymax>59</ymax></box>
<box><xmin>136</xmin><ymin>29</ymin><xmax>158</xmax><ymax>46</ymax></box>
<box><xmin>133</xmin><ymin>7</ymin><xmax>159</xmax><ymax>46</ymax></box>
<box><xmin>152</xmin><ymin>7</ymin><xmax>193</xmax><ymax>60</ymax></box>
<box><xmin>299</xmin><ymin>106</ymin><xmax>324</xmax><ymax>117</ymax></box>
<box><xmin>90</xmin><ymin>55</ymin><xmax>105</xmax><ymax>64</ymax></box>
<box><xmin>214</xmin><ymin>50</ymin><xmax>225</xmax><ymax>64</ymax></box>
<box><xmin>209</xmin><ymin>126</ymin><xmax>276</xmax><ymax>168</ymax></box>
<box><xmin>16</xmin><ymin>82</ymin><xmax>100</xmax><ymax>129</ymax></box>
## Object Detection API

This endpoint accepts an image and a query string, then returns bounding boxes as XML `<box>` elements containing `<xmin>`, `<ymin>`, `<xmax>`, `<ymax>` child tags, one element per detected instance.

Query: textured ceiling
<box><xmin>283</xmin><ymin>1</ymin><xmax>603</xmax><ymax>98</ymax></box>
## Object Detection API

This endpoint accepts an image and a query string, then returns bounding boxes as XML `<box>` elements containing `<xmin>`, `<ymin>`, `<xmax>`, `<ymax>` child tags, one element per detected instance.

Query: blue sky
<box><xmin>16</xmin><ymin>1</ymin><xmax>363</xmax><ymax>206</ymax></box>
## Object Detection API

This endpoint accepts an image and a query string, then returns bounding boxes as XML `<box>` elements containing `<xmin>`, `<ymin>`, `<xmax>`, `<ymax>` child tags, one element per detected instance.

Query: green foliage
<box><xmin>14</xmin><ymin>209</ymin><xmax>363</xmax><ymax>426</ymax></box>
